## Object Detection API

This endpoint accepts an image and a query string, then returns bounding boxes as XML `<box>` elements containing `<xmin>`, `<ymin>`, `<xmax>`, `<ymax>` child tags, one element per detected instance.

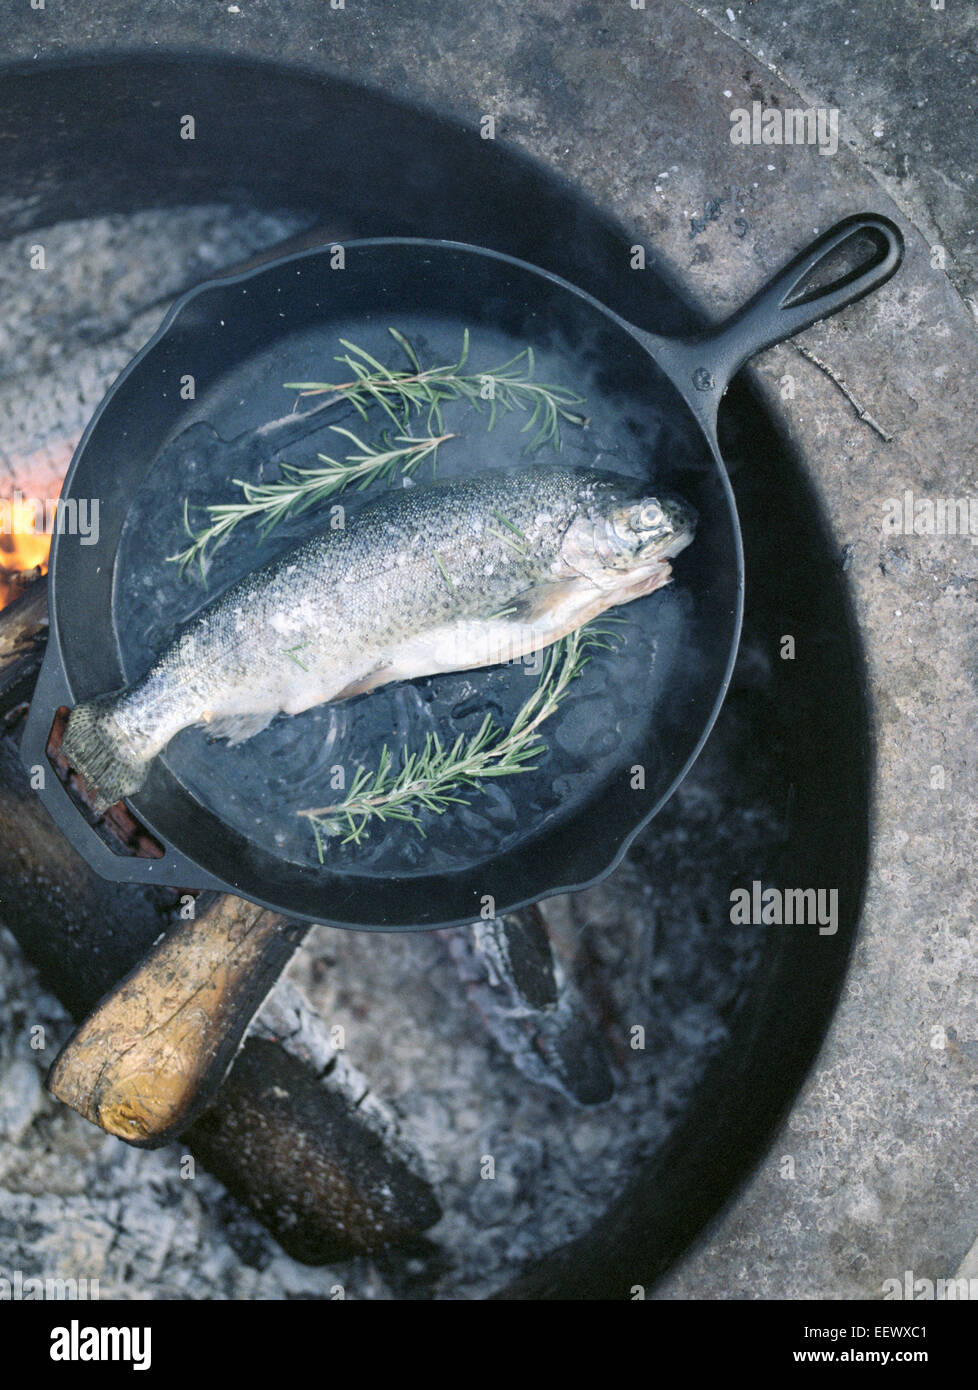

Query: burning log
<box><xmin>0</xmin><ymin>574</ymin><xmax>440</xmax><ymax>1259</ymax></box>
<box><xmin>447</xmin><ymin>906</ymin><xmax>615</xmax><ymax>1106</ymax></box>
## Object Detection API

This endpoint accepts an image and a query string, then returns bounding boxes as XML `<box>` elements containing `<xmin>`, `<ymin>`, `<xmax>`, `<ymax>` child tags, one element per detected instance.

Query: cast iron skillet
<box><xmin>21</xmin><ymin>215</ymin><xmax>901</xmax><ymax>929</ymax></box>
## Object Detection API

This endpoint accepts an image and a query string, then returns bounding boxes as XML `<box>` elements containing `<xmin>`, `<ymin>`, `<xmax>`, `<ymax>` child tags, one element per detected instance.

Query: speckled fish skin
<box><xmin>62</xmin><ymin>464</ymin><xmax>695</xmax><ymax>810</ymax></box>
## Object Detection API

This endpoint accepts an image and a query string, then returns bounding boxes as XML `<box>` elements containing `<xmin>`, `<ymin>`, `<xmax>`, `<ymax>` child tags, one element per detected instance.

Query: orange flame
<box><xmin>0</xmin><ymin>494</ymin><xmax>56</xmax><ymax>608</ymax></box>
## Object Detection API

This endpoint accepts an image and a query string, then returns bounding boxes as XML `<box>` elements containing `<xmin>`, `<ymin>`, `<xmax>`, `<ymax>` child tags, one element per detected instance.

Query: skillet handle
<box><xmin>715</xmin><ymin>213</ymin><xmax>903</xmax><ymax>366</ymax></box>
<box><xmin>648</xmin><ymin>214</ymin><xmax>904</xmax><ymax>406</ymax></box>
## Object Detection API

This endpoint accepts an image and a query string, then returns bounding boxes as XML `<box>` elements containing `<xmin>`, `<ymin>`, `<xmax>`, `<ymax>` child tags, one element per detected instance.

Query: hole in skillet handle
<box><xmin>780</xmin><ymin>225</ymin><xmax>895</xmax><ymax>309</ymax></box>
<box><xmin>45</xmin><ymin>706</ymin><xmax>164</xmax><ymax>861</ymax></box>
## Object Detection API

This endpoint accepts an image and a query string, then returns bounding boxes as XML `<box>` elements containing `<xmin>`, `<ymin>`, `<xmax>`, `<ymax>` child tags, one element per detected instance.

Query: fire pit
<box><xmin>0</xmin><ymin>55</ymin><xmax>871</xmax><ymax>1299</ymax></box>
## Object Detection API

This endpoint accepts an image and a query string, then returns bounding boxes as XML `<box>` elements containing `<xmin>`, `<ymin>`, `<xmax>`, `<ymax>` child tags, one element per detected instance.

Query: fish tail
<box><xmin>61</xmin><ymin>695</ymin><xmax>151</xmax><ymax>812</ymax></box>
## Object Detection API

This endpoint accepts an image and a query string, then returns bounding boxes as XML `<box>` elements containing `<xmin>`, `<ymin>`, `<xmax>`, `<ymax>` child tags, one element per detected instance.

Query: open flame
<box><xmin>0</xmin><ymin>485</ymin><xmax>64</xmax><ymax>608</ymax></box>
<box><xmin>0</xmin><ymin>528</ymin><xmax>50</xmax><ymax>608</ymax></box>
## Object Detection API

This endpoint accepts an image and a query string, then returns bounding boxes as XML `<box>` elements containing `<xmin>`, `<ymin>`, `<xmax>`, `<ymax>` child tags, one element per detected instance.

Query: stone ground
<box><xmin>2</xmin><ymin>0</ymin><xmax>978</xmax><ymax>1299</ymax></box>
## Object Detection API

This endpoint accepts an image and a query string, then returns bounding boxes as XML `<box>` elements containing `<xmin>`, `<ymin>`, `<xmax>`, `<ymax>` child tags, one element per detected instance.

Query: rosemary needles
<box><xmin>169</xmin><ymin>429</ymin><xmax>450</xmax><ymax>574</ymax></box>
<box><xmin>298</xmin><ymin>623</ymin><xmax>613</xmax><ymax>855</ymax></box>
<box><xmin>168</xmin><ymin>328</ymin><xmax>586</xmax><ymax>573</ymax></box>
<box><xmin>285</xmin><ymin>328</ymin><xmax>587</xmax><ymax>449</ymax></box>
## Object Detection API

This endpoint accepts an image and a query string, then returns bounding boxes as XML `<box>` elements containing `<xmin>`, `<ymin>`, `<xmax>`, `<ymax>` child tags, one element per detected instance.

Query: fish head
<box><xmin>559</xmin><ymin>486</ymin><xmax>697</xmax><ymax>589</ymax></box>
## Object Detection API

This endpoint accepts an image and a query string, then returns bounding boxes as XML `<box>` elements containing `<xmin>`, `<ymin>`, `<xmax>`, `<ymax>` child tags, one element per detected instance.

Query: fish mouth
<box><xmin>655</xmin><ymin>519</ymin><xmax>696</xmax><ymax>561</ymax></box>
<box><xmin>630</xmin><ymin>495</ymin><xmax>697</xmax><ymax>563</ymax></box>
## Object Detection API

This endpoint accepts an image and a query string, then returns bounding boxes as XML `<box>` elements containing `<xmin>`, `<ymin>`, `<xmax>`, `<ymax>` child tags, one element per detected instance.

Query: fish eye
<box><xmin>637</xmin><ymin>501</ymin><xmax>665</xmax><ymax>530</ymax></box>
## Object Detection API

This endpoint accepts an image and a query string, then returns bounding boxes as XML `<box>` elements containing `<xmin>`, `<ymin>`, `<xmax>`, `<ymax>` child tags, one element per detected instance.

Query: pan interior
<box><xmin>82</xmin><ymin>245</ymin><xmax>738</xmax><ymax>911</ymax></box>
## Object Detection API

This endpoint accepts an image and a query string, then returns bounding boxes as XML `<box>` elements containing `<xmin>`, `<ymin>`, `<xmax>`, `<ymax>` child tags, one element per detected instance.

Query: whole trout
<box><xmin>63</xmin><ymin>465</ymin><xmax>695</xmax><ymax>810</ymax></box>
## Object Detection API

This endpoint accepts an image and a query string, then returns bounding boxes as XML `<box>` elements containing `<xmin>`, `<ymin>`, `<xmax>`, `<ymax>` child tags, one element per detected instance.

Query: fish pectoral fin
<box><xmin>331</xmin><ymin>663</ymin><xmax>394</xmax><ymax>701</ymax></box>
<box><xmin>501</xmin><ymin>578</ymin><xmax>598</xmax><ymax>624</ymax></box>
<box><xmin>202</xmin><ymin>710</ymin><xmax>277</xmax><ymax>745</ymax></box>
<box><xmin>490</xmin><ymin>565</ymin><xmax>673</xmax><ymax>651</ymax></box>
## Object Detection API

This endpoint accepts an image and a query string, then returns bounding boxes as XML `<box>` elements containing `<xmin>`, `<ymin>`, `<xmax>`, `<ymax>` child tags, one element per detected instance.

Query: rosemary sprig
<box><xmin>168</xmin><ymin>428</ymin><xmax>450</xmax><ymax>574</ymax></box>
<box><xmin>170</xmin><ymin>329</ymin><xmax>587</xmax><ymax>575</ymax></box>
<box><xmin>299</xmin><ymin>623</ymin><xmax>610</xmax><ymax>853</ymax></box>
<box><xmin>286</xmin><ymin>327</ymin><xmax>587</xmax><ymax>450</ymax></box>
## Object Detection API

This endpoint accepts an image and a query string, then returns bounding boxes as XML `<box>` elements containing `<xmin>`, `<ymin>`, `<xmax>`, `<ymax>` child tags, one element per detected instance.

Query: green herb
<box><xmin>433</xmin><ymin>552</ymin><xmax>457</xmax><ymax>596</ymax></box>
<box><xmin>487</xmin><ymin>508</ymin><xmax>529</xmax><ymax>558</ymax></box>
<box><xmin>170</xmin><ymin>329</ymin><xmax>587</xmax><ymax>576</ymax></box>
<box><xmin>298</xmin><ymin>623</ymin><xmax>613</xmax><ymax>851</ymax></box>
<box><xmin>490</xmin><ymin>508</ymin><xmax>526</xmax><ymax>540</ymax></box>
<box><xmin>284</xmin><ymin>642</ymin><xmax>310</xmax><ymax>671</ymax></box>
<box><xmin>285</xmin><ymin>328</ymin><xmax>586</xmax><ymax>450</ymax></box>
<box><xmin>168</xmin><ymin>429</ymin><xmax>450</xmax><ymax>574</ymax></box>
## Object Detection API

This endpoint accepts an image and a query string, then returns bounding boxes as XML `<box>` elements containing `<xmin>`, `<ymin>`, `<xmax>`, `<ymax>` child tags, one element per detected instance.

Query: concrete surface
<box><xmin>696</xmin><ymin>0</ymin><xmax>978</xmax><ymax>307</ymax></box>
<box><xmin>1</xmin><ymin>0</ymin><xmax>977</xmax><ymax>1299</ymax></box>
